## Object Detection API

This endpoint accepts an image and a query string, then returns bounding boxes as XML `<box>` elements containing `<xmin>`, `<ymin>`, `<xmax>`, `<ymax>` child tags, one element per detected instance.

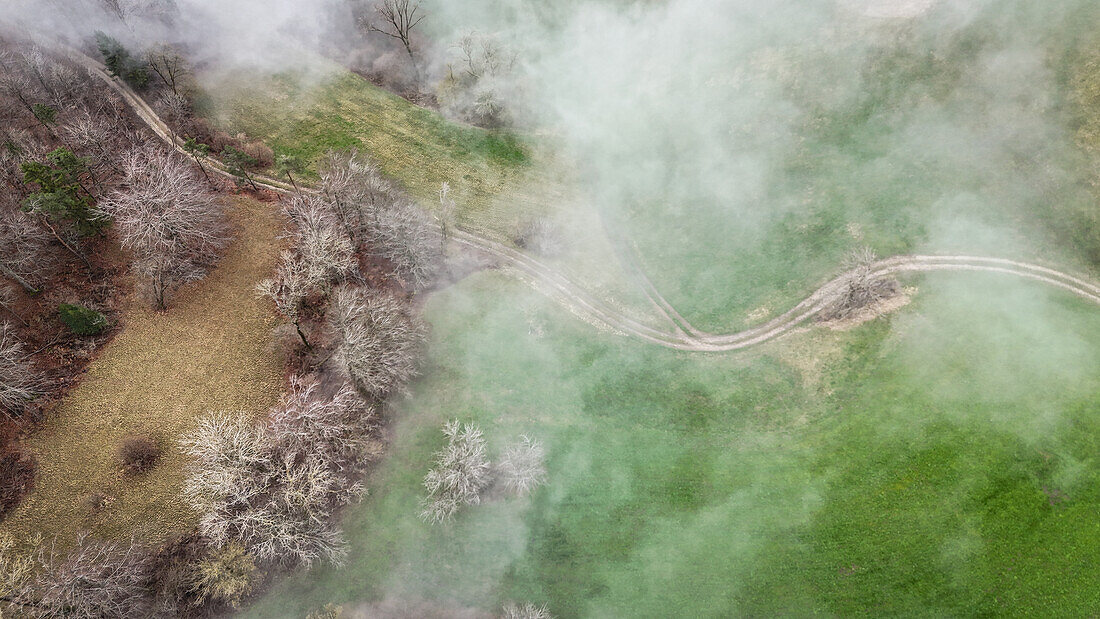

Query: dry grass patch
<box><xmin>0</xmin><ymin>196</ymin><xmax>285</xmax><ymax>549</ymax></box>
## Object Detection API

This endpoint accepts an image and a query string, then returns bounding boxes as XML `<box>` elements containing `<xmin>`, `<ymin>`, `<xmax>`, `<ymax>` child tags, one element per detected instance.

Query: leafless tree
<box><xmin>0</xmin><ymin>531</ymin><xmax>38</xmax><ymax>614</ymax></box>
<box><xmin>0</xmin><ymin>322</ymin><xmax>41</xmax><ymax>419</ymax></box>
<box><xmin>270</xmin><ymin>378</ymin><xmax>379</xmax><ymax>482</ymax></box>
<box><xmin>180</xmin><ymin>412</ymin><xmax>352</xmax><ymax>567</ymax></box>
<box><xmin>819</xmin><ymin>247</ymin><xmax>899</xmax><ymax>321</ymax></box>
<box><xmin>62</xmin><ymin>110</ymin><xmax>131</xmax><ymax>181</ymax></box>
<box><xmin>495</xmin><ymin>435</ymin><xmax>546</xmax><ymax>497</ymax></box>
<box><xmin>0</xmin><ymin>284</ymin><xmax>26</xmax><ymax>327</ymax></box>
<box><xmin>0</xmin><ymin>212</ymin><xmax>55</xmax><ymax>294</ymax></box>
<box><xmin>315</xmin><ymin>149</ymin><xmax>440</xmax><ymax>287</ymax></box>
<box><xmin>257</xmin><ymin>251</ymin><xmax>316</xmax><ymax>349</ymax></box>
<box><xmin>367</xmin><ymin>0</ymin><xmax>426</xmax><ymax>85</ymax></box>
<box><xmin>180</xmin><ymin>412</ymin><xmax>272</xmax><ymax>547</ymax></box>
<box><xmin>437</xmin><ymin>181</ymin><xmax>456</xmax><ymax>252</ymax></box>
<box><xmin>317</xmin><ymin>149</ymin><xmax>394</xmax><ymax>246</ymax></box>
<box><xmin>286</xmin><ymin>195</ymin><xmax>357</xmax><ymax>289</ymax></box>
<box><xmin>372</xmin><ymin>197</ymin><xmax>441</xmax><ymax>289</ymax></box>
<box><xmin>145</xmin><ymin>44</ymin><xmax>191</xmax><ymax>97</ymax></box>
<box><xmin>98</xmin><ymin>146</ymin><xmax>226</xmax><ymax>309</ymax></box>
<box><xmin>235</xmin><ymin>451</ymin><xmax>351</xmax><ymax>567</ymax></box>
<box><xmin>501</xmin><ymin>601</ymin><xmax>553</xmax><ymax>619</ymax></box>
<box><xmin>515</xmin><ymin>217</ymin><xmax>564</xmax><ymax>258</ymax></box>
<box><xmin>329</xmin><ymin>286</ymin><xmax>425</xmax><ymax>398</ymax></box>
<box><xmin>420</xmin><ymin>420</ymin><xmax>492</xmax><ymax>524</ymax></box>
<box><xmin>155</xmin><ymin>91</ymin><xmax>190</xmax><ymax>127</ymax></box>
<box><xmin>445</xmin><ymin>32</ymin><xmax>518</xmax><ymax>127</ymax></box>
<box><xmin>259</xmin><ymin>196</ymin><xmax>355</xmax><ymax>349</ymax></box>
<box><xmin>33</xmin><ymin>534</ymin><xmax>152</xmax><ymax>619</ymax></box>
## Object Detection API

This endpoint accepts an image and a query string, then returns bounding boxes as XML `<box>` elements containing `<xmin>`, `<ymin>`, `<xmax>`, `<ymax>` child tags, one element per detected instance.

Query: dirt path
<box><xmin>0</xmin><ymin>197</ymin><xmax>284</xmax><ymax>547</ymax></box>
<box><xmin>67</xmin><ymin>47</ymin><xmax>1100</xmax><ymax>353</ymax></box>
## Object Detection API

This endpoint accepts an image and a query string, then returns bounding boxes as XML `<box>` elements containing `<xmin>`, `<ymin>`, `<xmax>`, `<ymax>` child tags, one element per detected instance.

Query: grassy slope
<box><xmin>195</xmin><ymin>62</ymin><xmax>555</xmax><ymax>240</ymax></box>
<box><xmin>194</xmin><ymin>60</ymin><xmax>673</xmax><ymax>331</ymax></box>
<box><xmin>0</xmin><ymin>197</ymin><xmax>284</xmax><ymax>548</ymax></box>
<box><xmin>244</xmin><ymin>269</ymin><xmax>1100</xmax><ymax>618</ymax></box>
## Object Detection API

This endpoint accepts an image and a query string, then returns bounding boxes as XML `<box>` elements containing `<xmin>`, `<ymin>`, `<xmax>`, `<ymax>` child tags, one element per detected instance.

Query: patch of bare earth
<box><xmin>818</xmin><ymin>285</ymin><xmax>916</xmax><ymax>331</ymax></box>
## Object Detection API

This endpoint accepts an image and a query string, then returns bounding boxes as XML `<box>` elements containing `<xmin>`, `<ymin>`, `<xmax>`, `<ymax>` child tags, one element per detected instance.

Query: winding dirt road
<box><xmin>68</xmin><ymin>47</ymin><xmax>1100</xmax><ymax>352</ymax></box>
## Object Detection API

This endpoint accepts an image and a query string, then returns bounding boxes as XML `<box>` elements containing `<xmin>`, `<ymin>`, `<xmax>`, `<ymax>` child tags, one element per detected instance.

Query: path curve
<box><xmin>65</xmin><ymin>46</ymin><xmax>1100</xmax><ymax>352</ymax></box>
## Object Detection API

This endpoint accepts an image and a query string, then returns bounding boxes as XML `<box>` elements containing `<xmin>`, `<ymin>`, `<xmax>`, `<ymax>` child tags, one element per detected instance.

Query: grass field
<box><xmin>241</xmin><ymin>266</ymin><xmax>1100</xmax><ymax>618</ymax></box>
<box><xmin>0</xmin><ymin>197</ymin><xmax>285</xmax><ymax>550</ymax></box>
<box><xmin>187</xmin><ymin>5</ymin><xmax>1100</xmax><ymax>616</ymax></box>
<box><xmin>607</xmin><ymin>4</ymin><xmax>1100</xmax><ymax>333</ymax></box>
<box><xmin>194</xmin><ymin>59</ymin><xmax>564</xmax><ymax>241</ymax></box>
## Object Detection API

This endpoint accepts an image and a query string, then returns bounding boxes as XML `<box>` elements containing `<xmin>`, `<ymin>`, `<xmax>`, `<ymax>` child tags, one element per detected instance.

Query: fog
<box><xmin>5</xmin><ymin>0</ymin><xmax>1100</xmax><ymax>615</ymax></box>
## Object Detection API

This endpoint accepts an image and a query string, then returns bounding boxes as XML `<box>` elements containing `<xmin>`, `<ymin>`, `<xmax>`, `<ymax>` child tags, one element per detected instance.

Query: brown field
<box><xmin>0</xmin><ymin>196</ymin><xmax>286</xmax><ymax>550</ymax></box>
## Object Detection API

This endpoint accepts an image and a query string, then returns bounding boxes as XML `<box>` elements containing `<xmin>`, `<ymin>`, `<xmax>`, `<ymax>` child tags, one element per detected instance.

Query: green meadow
<box><xmin>244</xmin><ymin>268</ymin><xmax>1100</xmax><ymax>617</ymax></box>
<box><xmin>201</xmin><ymin>2</ymin><xmax>1100</xmax><ymax>616</ymax></box>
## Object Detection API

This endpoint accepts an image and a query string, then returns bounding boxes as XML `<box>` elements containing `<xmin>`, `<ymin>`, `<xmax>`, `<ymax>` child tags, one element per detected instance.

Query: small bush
<box><xmin>495</xmin><ymin>435</ymin><xmax>547</xmax><ymax>496</ymax></box>
<box><xmin>240</xmin><ymin>141</ymin><xmax>274</xmax><ymax>168</ymax></box>
<box><xmin>119</xmin><ymin>435</ymin><xmax>161</xmax><ymax>474</ymax></box>
<box><xmin>191</xmin><ymin>543</ymin><xmax>257</xmax><ymax>608</ymax></box>
<box><xmin>502</xmin><ymin>601</ymin><xmax>553</xmax><ymax>619</ymax></box>
<box><xmin>58</xmin><ymin>303</ymin><xmax>109</xmax><ymax>336</ymax></box>
<box><xmin>420</xmin><ymin>420</ymin><xmax>491</xmax><ymax>523</ymax></box>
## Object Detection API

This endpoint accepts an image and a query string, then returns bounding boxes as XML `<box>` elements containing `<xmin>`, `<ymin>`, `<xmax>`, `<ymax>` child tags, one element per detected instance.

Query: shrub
<box><xmin>58</xmin><ymin>302</ymin><xmax>109</xmax><ymax>335</ymax></box>
<box><xmin>307</xmin><ymin>603</ymin><xmax>344</xmax><ymax>619</ymax></box>
<box><xmin>191</xmin><ymin>543</ymin><xmax>257</xmax><ymax>608</ymax></box>
<box><xmin>240</xmin><ymin>141</ymin><xmax>274</xmax><ymax>168</ymax></box>
<box><xmin>420</xmin><ymin>420</ymin><xmax>491</xmax><ymax>523</ymax></box>
<box><xmin>495</xmin><ymin>435</ymin><xmax>546</xmax><ymax>496</ymax></box>
<box><xmin>118</xmin><ymin>435</ymin><xmax>161</xmax><ymax>474</ymax></box>
<box><xmin>0</xmin><ymin>322</ymin><xmax>41</xmax><ymax>418</ymax></box>
<box><xmin>502</xmin><ymin>601</ymin><xmax>553</xmax><ymax>619</ymax></box>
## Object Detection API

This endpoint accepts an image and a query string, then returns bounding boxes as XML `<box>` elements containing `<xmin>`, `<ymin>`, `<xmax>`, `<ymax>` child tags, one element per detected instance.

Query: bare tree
<box><xmin>145</xmin><ymin>44</ymin><xmax>191</xmax><ymax>97</ymax></box>
<box><xmin>495</xmin><ymin>435</ymin><xmax>546</xmax><ymax>497</ymax></box>
<box><xmin>501</xmin><ymin>601</ymin><xmax>553</xmax><ymax>619</ymax></box>
<box><xmin>420</xmin><ymin>420</ymin><xmax>492</xmax><ymax>524</ymax></box>
<box><xmin>180</xmin><ymin>412</ymin><xmax>352</xmax><ymax>568</ymax></box>
<box><xmin>98</xmin><ymin>146</ymin><xmax>226</xmax><ymax>309</ymax></box>
<box><xmin>257</xmin><ymin>251</ymin><xmax>316</xmax><ymax>349</ymax></box>
<box><xmin>372</xmin><ymin>197</ymin><xmax>441</xmax><ymax>289</ymax></box>
<box><xmin>286</xmin><ymin>195</ymin><xmax>357</xmax><ymax>289</ymax></box>
<box><xmin>236</xmin><ymin>451</ymin><xmax>350</xmax><ymax>567</ymax></box>
<box><xmin>0</xmin><ymin>322</ymin><xmax>41</xmax><ymax>419</ymax></box>
<box><xmin>0</xmin><ymin>531</ymin><xmax>38</xmax><ymax>614</ymax></box>
<box><xmin>0</xmin><ymin>284</ymin><xmax>26</xmax><ymax>327</ymax></box>
<box><xmin>180</xmin><ymin>412</ymin><xmax>272</xmax><ymax>548</ymax></box>
<box><xmin>329</xmin><ymin>286</ymin><xmax>425</xmax><ymax>398</ymax></box>
<box><xmin>0</xmin><ymin>212</ymin><xmax>55</xmax><ymax>294</ymax></box>
<box><xmin>33</xmin><ymin>534</ymin><xmax>152</xmax><ymax>619</ymax></box>
<box><xmin>317</xmin><ymin>149</ymin><xmax>394</xmax><ymax>246</ymax></box>
<box><xmin>270</xmin><ymin>378</ymin><xmax>379</xmax><ymax>482</ymax></box>
<box><xmin>259</xmin><ymin>196</ymin><xmax>355</xmax><ymax>349</ymax></box>
<box><xmin>437</xmin><ymin>181</ymin><xmax>456</xmax><ymax>253</ymax></box>
<box><xmin>367</xmin><ymin>0</ymin><xmax>426</xmax><ymax>85</ymax></box>
<box><xmin>819</xmin><ymin>247</ymin><xmax>899</xmax><ymax>321</ymax></box>
<box><xmin>445</xmin><ymin>32</ymin><xmax>518</xmax><ymax>127</ymax></box>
